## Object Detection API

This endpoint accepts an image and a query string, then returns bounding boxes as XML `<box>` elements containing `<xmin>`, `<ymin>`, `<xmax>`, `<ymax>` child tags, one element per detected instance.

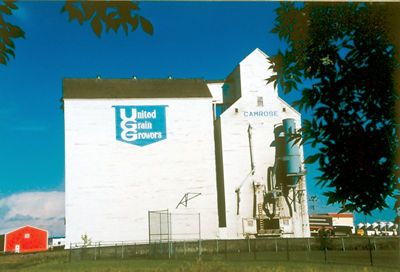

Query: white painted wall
<box><xmin>331</xmin><ymin>216</ymin><xmax>354</xmax><ymax>227</ymax></box>
<box><xmin>50</xmin><ymin>238</ymin><xmax>65</xmax><ymax>247</ymax></box>
<box><xmin>217</xmin><ymin>49</ymin><xmax>310</xmax><ymax>238</ymax></box>
<box><xmin>64</xmin><ymin>48</ymin><xmax>310</xmax><ymax>245</ymax></box>
<box><xmin>64</xmin><ymin>98</ymin><xmax>218</xmax><ymax>245</ymax></box>
<box><xmin>207</xmin><ymin>82</ymin><xmax>224</xmax><ymax>104</ymax></box>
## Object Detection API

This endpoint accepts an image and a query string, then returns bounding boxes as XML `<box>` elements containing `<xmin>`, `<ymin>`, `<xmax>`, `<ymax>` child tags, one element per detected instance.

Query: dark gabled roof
<box><xmin>63</xmin><ymin>78</ymin><xmax>212</xmax><ymax>99</ymax></box>
<box><xmin>206</xmin><ymin>79</ymin><xmax>225</xmax><ymax>84</ymax></box>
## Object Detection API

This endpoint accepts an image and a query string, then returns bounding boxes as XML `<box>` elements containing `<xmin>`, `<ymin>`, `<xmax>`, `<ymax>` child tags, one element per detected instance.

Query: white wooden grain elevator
<box><xmin>63</xmin><ymin>49</ymin><xmax>310</xmax><ymax>246</ymax></box>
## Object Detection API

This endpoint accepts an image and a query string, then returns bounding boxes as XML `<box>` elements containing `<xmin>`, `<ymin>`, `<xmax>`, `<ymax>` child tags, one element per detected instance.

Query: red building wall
<box><xmin>5</xmin><ymin>226</ymin><xmax>48</xmax><ymax>253</ymax></box>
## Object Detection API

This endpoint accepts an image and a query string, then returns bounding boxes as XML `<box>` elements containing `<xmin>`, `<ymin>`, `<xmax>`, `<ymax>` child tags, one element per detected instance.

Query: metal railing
<box><xmin>67</xmin><ymin>236</ymin><xmax>400</xmax><ymax>269</ymax></box>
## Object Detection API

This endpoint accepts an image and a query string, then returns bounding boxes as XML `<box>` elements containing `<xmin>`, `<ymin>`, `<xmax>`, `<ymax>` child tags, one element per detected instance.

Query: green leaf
<box><xmin>304</xmin><ymin>154</ymin><xmax>320</xmax><ymax>164</ymax></box>
<box><xmin>292</xmin><ymin>100</ymin><xmax>301</xmax><ymax>107</ymax></box>
<box><xmin>82</xmin><ymin>2</ymin><xmax>95</xmax><ymax>21</ymax></box>
<box><xmin>60</xmin><ymin>2</ymin><xmax>72</xmax><ymax>14</ymax></box>
<box><xmin>284</xmin><ymin>85</ymin><xmax>291</xmax><ymax>94</ymax></box>
<box><xmin>68</xmin><ymin>5</ymin><xmax>84</xmax><ymax>24</ymax></box>
<box><xmin>0</xmin><ymin>54</ymin><xmax>6</xmax><ymax>65</ymax></box>
<box><xmin>270</xmin><ymin>26</ymin><xmax>279</xmax><ymax>34</ymax></box>
<box><xmin>125</xmin><ymin>1</ymin><xmax>140</xmax><ymax>11</ymax></box>
<box><xmin>107</xmin><ymin>11</ymin><xmax>118</xmax><ymax>19</ymax></box>
<box><xmin>91</xmin><ymin>15</ymin><xmax>102</xmax><ymax>38</ymax></box>
<box><xmin>92</xmin><ymin>2</ymin><xmax>108</xmax><ymax>22</ymax></box>
<box><xmin>1</xmin><ymin>51</ymin><xmax>9</xmax><ymax>61</ymax></box>
<box><xmin>5</xmin><ymin>48</ymin><xmax>14</xmax><ymax>58</ymax></box>
<box><xmin>129</xmin><ymin>15</ymin><xmax>139</xmax><ymax>32</ymax></box>
<box><xmin>266</xmin><ymin>74</ymin><xmax>280</xmax><ymax>84</ymax></box>
<box><xmin>8</xmin><ymin>25</ymin><xmax>24</xmax><ymax>38</ymax></box>
<box><xmin>106</xmin><ymin>19</ymin><xmax>121</xmax><ymax>33</ymax></box>
<box><xmin>122</xmin><ymin>22</ymin><xmax>128</xmax><ymax>35</ymax></box>
<box><xmin>4</xmin><ymin>1</ymin><xmax>18</xmax><ymax>10</ymax></box>
<box><xmin>2</xmin><ymin>35</ymin><xmax>14</xmax><ymax>48</ymax></box>
<box><xmin>0</xmin><ymin>5</ymin><xmax>11</xmax><ymax>15</ymax></box>
<box><xmin>140</xmin><ymin>16</ymin><xmax>153</xmax><ymax>35</ymax></box>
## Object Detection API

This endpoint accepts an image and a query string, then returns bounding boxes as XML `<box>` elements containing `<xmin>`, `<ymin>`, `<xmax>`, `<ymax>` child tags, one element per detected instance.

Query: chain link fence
<box><xmin>67</xmin><ymin>236</ymin><xmax>399</xmax><ymax>268</ymax></box>
<box><xmin>148</xmin><ymin>210</ymin><xmax>201</xmax><ymax>258</ymax></box>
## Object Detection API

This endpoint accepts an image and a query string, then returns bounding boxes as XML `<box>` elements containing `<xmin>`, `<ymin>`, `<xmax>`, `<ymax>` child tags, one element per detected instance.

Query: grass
<box><xmin>1</xmin><ymin>250</ymin><xmax>399</xmax><ymax>272</ymax></box>
<box><xmin>1</xmin><ymin>258</ymin><xmax>399</xmax><ymax>272</ymax></box>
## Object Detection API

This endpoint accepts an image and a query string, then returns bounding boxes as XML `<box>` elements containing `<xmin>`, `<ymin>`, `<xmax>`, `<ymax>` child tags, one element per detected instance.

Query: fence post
<box><xmin>307</xmin><ymin>238</ymin><xmax>311</xmax><ymax>251</ymax></box>
<box><xmin>373</xmin><ymin>237</ymin><xmax>376</xmax><ymax>251</ymax></box>
<box><xmin>275</xmin><ymin>238</ymin><xmax>278</xmax><ymax>253</ymax></box>
<box><xmin>98</xmin><ymin>242</ymin><xmax>101</xmax><ymax>259</ymax></box>
<box><xmin>198</xmin><ymin>213</ymin><xmax>201</xmax><ymax>260</ymax></box>
<box><xmin>94</xmin><ymin>243</ymin><xmax>97</xmax><ymax>260</ymax></box>
<box><xmin>168</xmin><ymin>212</ymin><xmax>172</xmax><ymax>260</ymax></box>
<box><xmin>149</xmin><ymin>242</ymin><xmax>152</xmax><ymax>257</ymax></box>
<box><xmin>253</xmin><ymin>239</ymin><xmax>257</xmax><ymax>261</ymax></box>
<box><xmin>198</xmin><ymin>239</ymin><xmax>202</xmax><ymax>261</ymax></box>
<box><xmin>216</xmin><ymin>239</ymin><xmax>219</xmax><ymax>254</ymax></box>
<box><xmin>121</xmin><ymin>242</ymin><xmax>124</xmax><ymax>259</ymax></box>
<box><xmin>341</xmin><ymin>237</ymin><xmax>345</xmax><ymax>252</ymax></box>
<box><xmin>69</xmin><ymin>243</ymin><xmax>72</xmax><ymax>263</ymax></box>
<box><xmin>224</xmin><ymin>240</ymin><xmax>228</xmax><ymax>261</ymax></box>
<box><xmin>368</xmin><ymin>237</ymin><xmax>373</xmax><ymax>266</ymax></box>
<box><xmin>134</xmin><ymin>243</ymin><xmax>137</xmax><ymax>258</ymax></box>
<box><xmin>323</xmin><ymin>236</ymin><xmax>327</xmax><ymax>264</ymax></box>
<box><xmin>115</xmin><ymin>243</ymin><xmax>117</xmax><ymax>258</ymax></box>
<box><xmin>247</xmin><ymin>238</ymin><xmax>251</xmax><ymax>253</ymax></box>
<box><xmin>184</xmin><ymin>241</ymin><xmax>186</xmax><ymax>256</ymax></box>
<box><xmin>174</xmin><ymin>242</ymin><xmax>177</xmax><ymax>259</ymax></box>
<box><xmin>286</xmin><ymin>239</ymin><xmax>290</xmax><ymax>261</ymax></box>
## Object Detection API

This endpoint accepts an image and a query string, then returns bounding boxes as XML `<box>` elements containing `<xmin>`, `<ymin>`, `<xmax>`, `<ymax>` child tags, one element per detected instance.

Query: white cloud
<box><xmin>0</xmin><ymin>191</ymin><xmax>65</xmax><ymax>237</ymax></box>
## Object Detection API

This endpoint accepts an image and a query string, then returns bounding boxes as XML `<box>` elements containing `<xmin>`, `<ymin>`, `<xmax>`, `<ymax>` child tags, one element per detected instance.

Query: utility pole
<box><xmin>310</xmin><ymin>195</ymin><xmax>318</xmax><ymax>214</ymax></box>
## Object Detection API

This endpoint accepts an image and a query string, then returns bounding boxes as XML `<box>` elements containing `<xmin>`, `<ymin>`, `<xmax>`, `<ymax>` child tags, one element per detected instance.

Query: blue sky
<box><xmin>0</xmin><ymin>1</ymin><xmax>396</xmax><ymax>235</ymax></box>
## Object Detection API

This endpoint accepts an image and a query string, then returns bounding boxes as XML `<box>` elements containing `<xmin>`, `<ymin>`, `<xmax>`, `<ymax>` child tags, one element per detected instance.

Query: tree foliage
<box><xmin>269</xmin><ymin>2</ymin><xmax>399</xmax><ymax>214</ymax></box>
<box><xmin>0</xmin><ymin>0</ymin><xmax>153</xmax><ymax>65</ymax></box>
<box><xmin>61</xmin><ymin>1</ymin><xmax>153</xmax><ymax>38</ymax></box>
<box><xmin>0</xmin><ymin>1</ymin><xmax>25</xmax><ymax>65</ymax></box>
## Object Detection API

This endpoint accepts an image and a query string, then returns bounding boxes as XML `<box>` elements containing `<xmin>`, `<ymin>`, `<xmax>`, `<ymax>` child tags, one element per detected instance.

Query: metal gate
<box><xmin>148</xmin><ymin>209</ymin><xmax>201</xmax><ymax>258</ymax></box>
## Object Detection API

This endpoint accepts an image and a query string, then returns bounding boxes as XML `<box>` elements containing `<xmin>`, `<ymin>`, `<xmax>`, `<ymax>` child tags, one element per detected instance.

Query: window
<box><xmin>257</xmin><ymin>96</ymin><xmax>263</xmax><ymax>107</ymax></box>
<box><xmin>24</xmin><ymin>233</ymin><xmax>30</xmax><ymax>239</ymax></box>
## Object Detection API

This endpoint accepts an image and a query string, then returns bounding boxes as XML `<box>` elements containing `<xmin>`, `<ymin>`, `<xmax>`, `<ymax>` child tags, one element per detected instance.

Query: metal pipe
<box><xmin>247</xmin><ymin>124</ymin><xmax>255</xmax><ymax>172</ymax></box>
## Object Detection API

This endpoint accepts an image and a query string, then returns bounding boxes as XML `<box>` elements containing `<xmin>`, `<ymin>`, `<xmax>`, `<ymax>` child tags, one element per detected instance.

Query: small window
<box><xmin>257</xmin><ymin>96</ymin><xmax>263</xmax><ymax>107</ymax></box>
<box><xmin>24</xmin><ymin>233</ymin><xmax>30</xmax><ymax>239</ymax></box>
<box><xmin>282</xmin><ymin>107</ymin><xmax>286</xmax><ymax>112</ymax></box>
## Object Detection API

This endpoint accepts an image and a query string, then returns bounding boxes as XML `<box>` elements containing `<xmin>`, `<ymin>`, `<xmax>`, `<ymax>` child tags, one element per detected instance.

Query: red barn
<box><xmin>0</xmin><ymin>226</ymin><xmax>48</xmax><ymax>253</ymax></box>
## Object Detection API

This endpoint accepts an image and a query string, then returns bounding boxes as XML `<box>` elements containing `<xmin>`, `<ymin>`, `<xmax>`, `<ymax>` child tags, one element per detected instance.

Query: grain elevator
<box><xmin>63</xmin><ymin>49</ymin><xmax>310</xmax><ymax>246</ymax></box>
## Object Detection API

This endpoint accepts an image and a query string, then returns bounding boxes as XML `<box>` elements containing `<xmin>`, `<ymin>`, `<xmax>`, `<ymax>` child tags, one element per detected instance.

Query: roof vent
<box><xmin>96</xmin><ymin>75</ymin><xmax>101</xmax><ymax>79</ymax></box>
<box><xmin>168</xmin><ymin>75</ymin><xmax>172</xmax><ymax>79</ymax></box>
<box><xmin>132</xmin><ymin>75</ymin><xmax>137</xmax><ymax>80</ymax></box>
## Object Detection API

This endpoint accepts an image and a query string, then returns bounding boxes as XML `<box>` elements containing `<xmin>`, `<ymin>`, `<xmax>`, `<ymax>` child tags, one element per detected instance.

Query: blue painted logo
<box><xmin>243</xmin><ymin>110</ymin><xmax>278</xmax><ymax>117</ymax></box>
<box><xmin>114</xmin><ymin>105</ymin><xmax>168</xmax><ymax>146</ymax></box>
